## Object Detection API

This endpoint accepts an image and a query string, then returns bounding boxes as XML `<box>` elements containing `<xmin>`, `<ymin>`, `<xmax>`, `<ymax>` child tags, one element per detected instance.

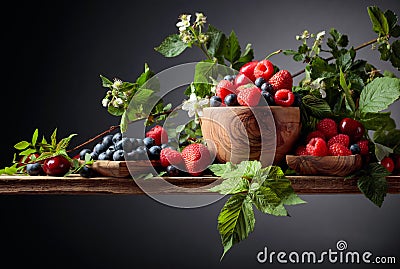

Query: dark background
<box><xmin>1</xmin><ymin>0</ymin><xmax>399</xmax><ymax>268</ymax></box>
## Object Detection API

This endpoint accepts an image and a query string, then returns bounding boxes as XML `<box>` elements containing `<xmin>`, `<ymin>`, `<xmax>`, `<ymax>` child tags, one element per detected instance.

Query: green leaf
<box><xmin>360</xmin><ymin>112</ymin><xmax>396</xmax><ymax>131</ymax></box>
<box><xmin>358</xmin><ymin>77</ymin><xmax>400</xmax><ymax>114</ymax></box>
<box><xmin>206</xmin><ymin>24</ymin><xmax>226</xmax><ymax>59</ymax></box>
<box><xmin>378</xmin><ymin>43</ymin><xmax>391</xmax><ymax>61</ymax></box>
<box><xmin>385</xmin><ymin>9</ymin><xmax>399</xmax><ymax>37</ymax></box>
<box><xmin>100</xmin><ymin>75</ymin><xmax>113</xmax><ymax>88</ymax></box>
<box><xmin>339</xmin><ymin>69</ymin><xmax>356</xmax><ymax>113</ymax></box>
<box><xmin>223</xmin><ymin>31</ymin><xmax>241</xmax><ymax>64</ymax></box>
<box><xmin>373</xmin><ymin>128</ymin><xmax>400</xmax><ymax>154</ymax></box>
<box><xmin>209</xmin><ymin>177</ymin><xmax>249</xmax><ymax>195</ymax></box>
<box><xmin>136</xmin><ymin>63</ymin><xmax>154</xmax><ymax>87</ymax></box>
<box><xmin>232</xmin><ymin>43</ymin><xmax>254</xmax><ymax>70</ymax></box>
<box><xmin>301</xmin><ymin>95</ymin><xmax>333</xmax><ymax>118</ymax></box>
<box><xmin>50</xmin><ymin>128</ymin><xmax>57</xmax><ymax>149</ymax></box>
<box><xmin>14</xmin><ymin>141</ymin><xmax>30</xmax><ymax>150</ymax></box>
<box><xmin>218</xmin><ymin>194</ymin><xmax>255</xmax><ymax>260</ymax></box>
<box><xmin>31</xmin><ymin>129</ymin><xmax>39</xmax><ymax>146</ymax></box>
<box><xmin>107</xmin><ymin>105</ymin><xmax>125</xmax><ymax>116</ymax></box>
<box><xmin>19</xmin><ymin>148</ymin><xmax>37</xmax><ymax>157</ymax></box>
<box><xmin>56</xmin><ymin>134</ymin><xmax>77</xmax><ymax>152</ymax></box>
<box><xmin>374</xmin><ymin>143</ymin><xmax>393</xmax><ymax>161</ymax></box>
<box><xmin>357</xmin><ymin>163</ymin><xmax>389</xmax><ymax>207</ymax></box>
<box><xmin>390</xmin><ymin>40</ymin><xmax>400</xmax><ymax>70</ymax></box>
<box><xmin>154</xmin><ymin>34</ymin><xmax>189</xmax><ymax>57</ymax></box>
<box><xmin>367</xmin><ymin>6</ymin><xmax>390</xmax><ymax>36</ymax></box>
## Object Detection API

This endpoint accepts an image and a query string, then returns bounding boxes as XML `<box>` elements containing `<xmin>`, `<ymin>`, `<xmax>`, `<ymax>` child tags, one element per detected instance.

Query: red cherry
<box><xmin>381</xmin><ymin>156</ymin><xmax>395</xmax><ymax>173</ymax></box>
<box><xmin>234</xmin><ymin>73</ymin><xmax>253</xmax><ymax>88</ymax></box>
<box><xmin>238</xmin><ymin>61</ymin><xmax>258</xmax><ymax>82</ymax></box>
<box><xmin>339</xmin><ymin>118</ymin><xmax>365</xmax><ymax>142</ymax></box>
<box><xmin>42</xmin><ymin>156</ymin><xmax>71</xmax><ymax>176</ymax></box>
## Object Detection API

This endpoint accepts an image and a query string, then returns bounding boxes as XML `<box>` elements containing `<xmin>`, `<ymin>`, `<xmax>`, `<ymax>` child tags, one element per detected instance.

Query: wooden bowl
<box><xmin>82</xmin><ymin>160</ymin><xmax>160</xmax><ymax>178</ymax></box>
<box><xmin>201</xmin><ymin>106</ymin><xmax>301</xmax><ymax>166</ymax></box>
<box><xmin>286</xmin><ymin>154</ymin><xmax>363</xmax><ymax>177</ymax></box>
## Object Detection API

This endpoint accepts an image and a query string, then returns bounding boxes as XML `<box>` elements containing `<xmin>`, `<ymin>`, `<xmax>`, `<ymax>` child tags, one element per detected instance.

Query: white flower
<box><xmin>112</xmin><ymin>97</ymin><xmax>124</xmax><ymax>108</ymax></box>
<box><xmin>198</xmin><ymin>33</ymin><xmax>209</xmax><ymax>44</ymax></box>
<box><xmin>180</xmin><ymin>31</ymin><xmax>193</xmax><ymax>43</ymax></box>
<box><xmin>102</xmin><ymin>98</ymin><xmax>109</xmax><ymax>107</ymax></box>
<box><xmin>112</xmin><ymin>78</ymin><xmax>123</xmax><ymax>90</ymax></box>
<box><xmin>176</xmin><ymin>14</ymin><xmax>191</xmax><ymax>32</ymax></box>
<box><xmin>319</xmin><ymin>89</ymin><xmax>327</xmax><ymax>99</ymax></box>
<box><xmin>195</xmin><ymin>12</ymin><xmax>206</xmax><ymax>27</ymax></box>
<box><xmin>182</xmin><ymin>93</ymin><xmax>209</xmax><ymax>119</ymax></box>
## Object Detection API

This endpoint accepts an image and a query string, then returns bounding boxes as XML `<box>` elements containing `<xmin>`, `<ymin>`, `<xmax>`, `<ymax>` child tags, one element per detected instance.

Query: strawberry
<box><xmin>268</xmin><ymin>70</ymin><xmax>293</xmax><ymax>93</ymax></box>
<box><xmin>237</xmin><ymin>86</ymin><xmax>261</xmax><ymax>106</ymax></box>
<box><xmin>328</xmin><ymin>143</ymin><xmax>352</xmax><ymax>156</ymax></box>
<box><xmin>216</xmin><ymin>79</ymin><xmax>235</xmax><ymax>103</ymax></box>
<box><xmin>339</xmin><ymin>118</ymin><xmax>365</xmax><ymax>142</ymax></box>
<box><xmin>306</xmin><ymin>130</ymin><xmax>326</xmax><ymax>143</ymax></box>
<box><xmin>327</xmin><ymin>134</ymin><xmax>350</xmax><ymax>148</ymax></box>
<box><xmin>357</xmin><ymin>139</ymin><xmax>369</xmax><ymax>155</ymax></box>
<box><xmin>159</xmin><ymin>148</ymin><xmax>184</xmax><ymax>168</ymax></box>
<box><xmin>295</xmin><ymin>145</ymin><xmax>308</xmax><ymax>156</ymax></box>
<box><xmin>253</xmin><ymin>60</ymin><xmax>274</xmax><ymax>81</ymax></box>
<box><xmin>181</xmin><ymin>143</ymin><xmax>212</xmax><ymax>176</ymax></box>
<box><xmin>316</xmin><ymin>118</ymin><xmax>338</xmax><ymax>140</ymax></box>
<box><xmin>274</xmin><ymin>89</ymin><xmax>295</xmax><ymax>107</ymax></box>
<box><xmin>145</xmin><ymin>125</ymin><xmax>168</xmax><ymax>145</ymax></box>
<box><xmin>306</xmin><ymin>137</ymin><xmax>328</xmax><ymax>156</ymax></box>
<box><xmin>239</xmin><ymin>61</ymin><xmax>258</xmax><ymax>82</ymax></box>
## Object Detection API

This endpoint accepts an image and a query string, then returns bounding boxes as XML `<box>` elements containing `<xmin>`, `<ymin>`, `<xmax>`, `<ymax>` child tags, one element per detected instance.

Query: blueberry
<box><xmin>129</xmin><ymin>138</ymin><xmax>139</xmax><ymax>149</ymax></box>
<box><xmin>126</xmin><ymin>150</ymin><xmax>139</xmax><ymax>161</ymax></box>
<box><xmin>113</xmin><ymin>149</ymin><xmax>125</xmax><ymax>161</ymax></box>
<box><xmin>143</xmin><ymin>137</ymin><xmax>155</xmax><ymax>148</ymax></box>
<box><xmin>114</xmin><ymin>140</ymin><xmax>123</xmax><ymax>150</ymax></box>
<box><xmin>350</xmin><ymin>144</ymin><xmax>361</xmax><ymax>155</ymax></box>
<box><xmin>79</xmin><ymin>165</ymin><xmax>94</xmax><ymax>178</ymax></box>
<box><xmin>293</xmin><ymin>92</ymin><xmax>302</xmax><ymax>107</ymax></box>
<box><xmin>166</xmin><ymin>165</ymin><xmax>180</xmax><ymax>176</ymax></box>
<box><xmin>93</xmin><ymin>143</ymin><xmax>107</xmax><ymax>154</ymax></box>
<box><xmin>223</xmin><ymin>75</ymin><xmax>235</xmax><ymax>82</ymax></box>
<box><xmin>136</xmin><ymin>138</ymin><xmax>144</xmax><ymax>147</ymax></box>
<box><xmin>210</xmin><ymin>96</ymin><xmax>222</xmax><ymax>107</ymax></box>
<box><xmin>122</xmin><ymin>137</ymin><xmax>134</xmax><ymax>152</ymax></box>
<box><xmin>255</xmin><ymin>77</ymin><xmax>266</xmax><ymax>88</ymax></box>
<box><xmin>148</xmin><ymin>145</ymin><xmax>161</xmax><ymax>160</ymax></box>
<box><xmin>26</xmin><ymin>163</ymin><xmax>43</xmax><ymax>176</ymax></box>
<box><xmin>224</xmin><ymin>93</ymin><xmax>238</xmax><ymax>106</ymax></box>
<box><xmin>79</xmin><ymin>148</ymin><xmax>92</xmax><ymax>160</ymax></box>
<box><xmin>90</xmin><ymin>151</ymin><xmax>99</xmax><ymax>160</ymax></box>
<box><xmin>260</xmin><ymin>82</ymin><xmax>274</xmax><ymax>93</ymax></box>
<box><xmin>102</xmin><ymin>134</ymin><xmax>114</xmax><ymax>148</ymax></box>
<box><xmin>105</xmin><ymin>146</ymin><xmax>116</xmax><ymax>159</ymax></box>
<box><xmin>261</xmin><ymin>91</ymin><xmax>275</xmax><ymax>106</ymax></box>
<box><xmin>112</xmin><ymin>132</ymin><xmax>122</xmax><ymax>144</ymax></box>
<box><xmin>135</xmin><ymin>146</ymin><xmax>148</xmax><ymax>160</ymax></box>
<box><xmin>98</xmin><ymin>152</ymin><xmax>110</xmax><ymax>160</ymax></box>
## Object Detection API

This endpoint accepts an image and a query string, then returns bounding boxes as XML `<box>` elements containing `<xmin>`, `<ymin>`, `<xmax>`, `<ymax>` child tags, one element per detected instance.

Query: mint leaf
<box><xmin>154</xmin><ymin>34</ymin><xmax>189</xmax><ymax>57</ymax></box>
<box><xmin>206</xmin><ymin>25</ymin><xmax>225</xmax><ymax>60</ymax></box>
<box><xmin>14</xmin><ymin>141</ymin><xmax>30</xmax><ymax>150</ymax></box>
<box><xmin>367</xmin><ymin>6</ymin><xmax>389</xmax><ymax>36</ymax></box>
<box><xmin>301</xmin><ymin>95</ymin><xmax>333</xmax><ymax>118</ymax></box>
<box><xmin>218</xmin><ymin>194</ymin><xmax>255</xmax><ymax>260</ymax></box>
<box><xmin>31</xmin><ymin>129</ymin><xmax>39</xmax><ymax>146</ymax></box>
<box><xmin>56</xmin><ymin>134</ymin><xmax>77</xmax><ymax>152</ymax></box>
<box><xmin>223</xmin><ymin>31</ymin><xmax>241</xmax><ymax>64</ymax></box>
<box><xmin>357</xmin><ymin>163</ymin><xmax>389</xmax><ymax>207</ymax></box>
<box><xmin>358</xmin><ymin>77</ymin><xmax>400</xmax><ymax>114</ymax></box>
<box><xmin>209</xmin><ymin>177</ymin><xmax>249</xmax><ymax>195</ymax></box>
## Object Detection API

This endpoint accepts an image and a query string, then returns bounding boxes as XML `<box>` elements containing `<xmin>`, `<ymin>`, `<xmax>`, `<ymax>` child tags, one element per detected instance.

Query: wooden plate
<box><xmin>84</xmin><ymin>160</ymin><xmax>161</xmax><ymax>178</ymax></box>
<box><xmin>286</xmin><ymin>154</ymin><xmax>363</xmax><ymax>177</ymax></box>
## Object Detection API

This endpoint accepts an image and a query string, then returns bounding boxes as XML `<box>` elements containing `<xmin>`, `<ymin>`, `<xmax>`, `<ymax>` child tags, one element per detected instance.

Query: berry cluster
<box><xmin>209</xmin><ymin>60</ymin><xmax>297</xmax><ymax>107</ymax></box>
<box><xmin>25</xmin><ymin>155</ymin><xmax>72</xmax><ymax>177</ymax></box>
<box><xmin>76</xmin><ymin>125</ymin><xmax>212</xmax><ymax>177</ymax></box>
<box><xmin>295</xmin><ymin>117</ymin><xmax>368</xmax><ymax>157</ymax></box>
<box><xmin>381</xmin><ymin>154</ymin><xmax>400</xmax><ymax>173</ymax></box>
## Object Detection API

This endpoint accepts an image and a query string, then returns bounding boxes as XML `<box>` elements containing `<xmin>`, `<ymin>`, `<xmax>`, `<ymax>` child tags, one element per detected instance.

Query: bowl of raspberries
<box><xmin>201</xmin><ymin>59</ymin><xmax>301</xmax><ymax>166</ymax></box>
<box><xmin>286</xmin><ymin>117</ymin><xmax>367</xmax><ymax>176</ymax></box>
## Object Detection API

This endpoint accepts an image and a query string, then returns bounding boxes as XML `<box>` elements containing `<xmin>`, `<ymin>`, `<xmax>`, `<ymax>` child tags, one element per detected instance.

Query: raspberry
<box><xmin>145</xmin><ymin>125</ymin><xmax>168</xmax><ymax>145</ymax></box>
<box><xmin>327</xmin><ymin>134</ymin><xmax>350</xmax><ymax>148</ymax></box>
<box><xmin>268</xmin><ymin>70</ymin><xmax>293</xmax><ymax>93</ymax></box>
<box><xmin>237</xmin><ymin>86</ymin><xmax>261</xmax><ymax>106</ymax></box>
<box><xmin>295</xmin><ymin>145</ymin><xmax>308</xmax><ymax>156</ymax></box>
<box><xmin>306</xmin><ymin>137</ymin><xmax>328</xmax><ymax>156</ymax></box>
<box><xmin>181</xmin><ymin>143</ymin><xmax>212</xmax><ymax>176</ymax></box>
<box><xmin>216</xmin><ymin>79</ymin><xmax>235</xmax><ymax>103</ymax></box>
<box><xmin>316</xmin><ymin>118</ymin><xmax>338</xmax><ymax>140</ymax></box>
<box><xmin>328</xmin><ymin>143</ymin><xmax>352</xmax><ymax>156</ymax></box>
<box><xmin>159</xmin><ymin>148</ymin><xmax>184</xmax><ymax>169</ymax></box>
<box><xmin>306</xmin><ymin>130</ymin><xmax>326</xmax><ymax>143</ymax></box>
<box><xmin>239</xmin><ymin>61</ymin><xmax>258</xmax><ymax>82</ymax></box>
<box><xmin>253</xmin><ymin>60</ymin><xmax>274</xmax><ymax>81</ymax></box>
<box><xmin>274</xmin><ymin>89</ymin><xmax>295</xmax><ymax>107</ymax></box>
<box><xmin>357</xmin><ymin>139</ymin><xmax>369</xmax><ymax>155</ymax></box>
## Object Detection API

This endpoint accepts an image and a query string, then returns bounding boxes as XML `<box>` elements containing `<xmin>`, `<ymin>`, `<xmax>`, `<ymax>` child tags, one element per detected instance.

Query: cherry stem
<box><xmin>292</xmin><ymin>37</ymin><xmax>379</xmax><ymax>78</ymax></box>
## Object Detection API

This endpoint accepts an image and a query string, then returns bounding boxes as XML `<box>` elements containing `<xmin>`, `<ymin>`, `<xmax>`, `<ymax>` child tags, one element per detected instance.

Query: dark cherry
<box><xmin>42</xmin><ymin>156</ymin><xmax>71</xmax><ymax>176</ymax></box>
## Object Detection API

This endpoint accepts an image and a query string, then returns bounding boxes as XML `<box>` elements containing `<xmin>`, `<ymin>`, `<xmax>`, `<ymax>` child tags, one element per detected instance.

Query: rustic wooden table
<box><xmin>0</xmin><ymin>175</ymin><xmax>399</xmax><ymax>195</ymax></box>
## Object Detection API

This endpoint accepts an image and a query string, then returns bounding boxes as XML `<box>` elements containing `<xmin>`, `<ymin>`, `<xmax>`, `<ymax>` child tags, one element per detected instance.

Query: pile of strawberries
<box><xmin>146</xmin><ymin>125</ymin><xmax>212</xmax><ymax>176</ymax></box>
<box><xmin>210</xmin><ymin>59</ymin><xmax>296</xmax><ymax>107</ymax></box>
<box><xmin>295</xmin><ymin>117</ymin><xmax>369</xmax><ymax>157</ymax></box>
